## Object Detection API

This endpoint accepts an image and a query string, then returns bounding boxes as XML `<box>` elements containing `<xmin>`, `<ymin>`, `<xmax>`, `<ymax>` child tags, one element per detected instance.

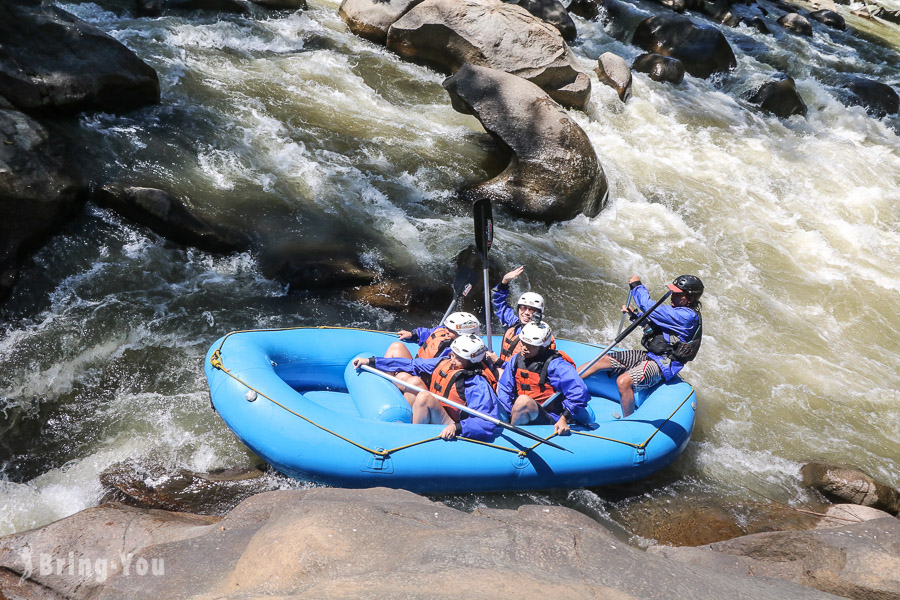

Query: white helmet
<box><xmin>451</xmin><ymin>334</ymin><xmax>487</xmax><ymax>363</ymax></box>
<box><xmin>519</xmin><ymin>321</ymin><xmax>552</xmax><ymax>347</ymax></box>
<box><xmin>517</xmin><ymin>292</ymin><xmax>545</xmax><ymax>313</ymax></box>
<box><xmin>445</xmin><ymin>311</ymin><xmax>480</xmax><ymax>335</ymax></box>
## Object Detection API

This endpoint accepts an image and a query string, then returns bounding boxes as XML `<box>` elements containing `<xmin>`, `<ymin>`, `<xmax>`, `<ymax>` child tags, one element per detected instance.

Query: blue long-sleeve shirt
<box><xmin>372</xmin><ymin>356</ymin><xmax>500</xmax><ymax>441</ymax></box>
<box><xmin>632</xmin><ymin>284</ymin><xmax>701</xmax><ymax>380</ymax></box>
<box><xmin>496</xmin><ymin>352</ymin><xmax>590</xmax><ymax>423</ymax></box>
<box><xmin>491</xmin><ymin>283</ymin><xmax>520</xmax><ymax>329</ymax></box>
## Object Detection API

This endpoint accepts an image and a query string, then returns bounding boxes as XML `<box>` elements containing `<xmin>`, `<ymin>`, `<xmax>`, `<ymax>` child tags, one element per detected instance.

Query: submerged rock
<box><xmin>801</xmin><ymin>460</ymin><xmax>900</xmax><ymax>514</ymax></box>
<box><xmin>444</xmin><ymin>64</ymin><xmax>608</xmax><ymax>222</ymax></box>
<box><xmin>339</xmin><ymin>0</ymin><xmax>425</xmax><ymax>44</ymax></box>
<box><xmin>777</xmin><ymin>12</ymin><xmax>813</xmax><ymax>36</ymax></box>
<box><xmin>748</xmin><ymin>75</ymin><xmax>808</xmax><ymax>118</ymax></box>
<box><xmin>0</xmin><ymin>1</ymin><xmax>160</xmax><ymax>115</ymax></box>
<box><xmin>632</xmin><ymin>52</ymin><xmax>685</xmax><ymax>84</ymax></box>
<box><xmin>0</xmin><ymin>487</ymin><xmax>847</xmax><ymax>599</ymax></box>
<box><xmin>259</xmin><ymin>241</ymin><xmax>378</xmax><ymax>290</ymax></box>
<box><xmin>0</xmin><ymin>108</ymin><xmax>88</xmax><ymax>303</ymax></box>
<box><xmin>843</xmin><ymin>76</ymin><xmax>900</xmax><ymax>117</ymax></box>
<box><xmin>808</xmin><ymin>8</ymin><xmax>846</xmax><ymax>29</ymax></box>
<box><xmin>506</xmin><ymin>0</ymin><xmax>577</xmax><ymax>41</ymax></box>
<box><xmin>92</xmin><ymin>186</ymin><xmax>252</xmax><ymax>254</ymax></box>
<box><xmin>632</xmin><ymin>14</ymin><xmax>737</xmax><ymax>79</ymax></box>
<box><xmin>387</xmin><ymin>0</ymin><xmax>591</xmax><ymax>109</ymax></box>
<box><xmin>595</xmin><ymin>52</ymin><xmax>633</xmax><ymax>101</ymax></box>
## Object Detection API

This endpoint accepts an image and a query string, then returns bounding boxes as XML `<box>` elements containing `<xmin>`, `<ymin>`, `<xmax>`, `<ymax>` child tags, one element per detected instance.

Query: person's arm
<box><xmin>492</xmin><ymin>270</ymin><xmax>522</xmax><ymax>328</ymax></box>
<box><xmin>456</xmin><ymin>378</ymin><xmax>501</xmax><ymax>441</ymax></box>
<box><xmin>549</xmin><ymin>359</ymin><xmax>590</xmax><ymax>413</ymax></box>
<box><xmin>632</xmin><ymin>284</ymin><xmax>698</xmax><ymax>339</ymax></box>
<box><xmin>411</xmin><ymin>326</ymin><xmax>437</xmax><ymax>346</ymax></box>
<box><xmin>495</xmin><ymin>358</ymin><xmax>518</xmax><ymax>417</ymax></box>
<box><xmin>371</xmin><ymin>356</ymin><xmax>440</xmax><ymax>377</ymax></box>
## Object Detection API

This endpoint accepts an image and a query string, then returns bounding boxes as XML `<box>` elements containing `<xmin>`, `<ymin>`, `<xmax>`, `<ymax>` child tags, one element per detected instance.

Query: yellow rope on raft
<box><xmin>210</xmin><ymin>327</ymin><xmax>695</xmax><ymax>459</ymax></box>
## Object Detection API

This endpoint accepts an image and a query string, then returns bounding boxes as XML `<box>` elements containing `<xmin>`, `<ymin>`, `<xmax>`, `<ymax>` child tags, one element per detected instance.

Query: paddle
<box><xmin>473</xmin><ymin>198</ymin><xmax>494</xmax><ymax>351</ymax></box>
<box><xmin>540</xmin><ymin>290</ymin><xmax>673</xmax><ymax>408</ymax></box>
<box><xmin>358</xmin><ymin>364</ymin><xmax>568</xmax><ymax>452</ymax></box>
<box><xmin>439</xmin><ymin>249</ymin><xmax>479</xmax><ymax>325</ymax></box>
<box><xmin>615</xmin><ymin>289</ymin><xmax>635</xmax><ymax>337</ymax></box>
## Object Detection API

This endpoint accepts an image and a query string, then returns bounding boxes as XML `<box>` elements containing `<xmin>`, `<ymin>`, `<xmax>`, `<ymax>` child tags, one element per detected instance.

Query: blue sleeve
<box><xmin>547</xmin><ymin>359</ymin><xmax>590</xmax><ymax>413</ymax></box>
<box><xmin>632</xmin><ymin>285</ymin><xmax>699</xmax><ymax>340</ymax></box>
<box><xmin>495</xmin><ymin>355</ymin><xmax>518</xmax><ymax>416</ymax></box>
<box><xmin>412</xmin><ymin>326</ymin><xmax>438</xmax><ymax>346</ymax></box>
<box><xmin>459</xmin><ymin>377</ymin><xmax>501</xmax><ymax>441</ymax></box>
<box><xmin>492</xmin><ymin>283</ymin><xmax>519</xmax><ymax>328</ymax></box>
<box><xmin>373</xmin><ymin>356</ymin><xmax>440</xmax><ymax>377</ymax></box>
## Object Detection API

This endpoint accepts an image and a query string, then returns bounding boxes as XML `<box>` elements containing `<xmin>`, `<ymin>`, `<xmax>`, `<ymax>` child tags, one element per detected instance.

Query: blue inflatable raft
<box><xmin>204</xmin><ymin>327</ymin><xmax>697</xmax><ymax>493</ymax></box>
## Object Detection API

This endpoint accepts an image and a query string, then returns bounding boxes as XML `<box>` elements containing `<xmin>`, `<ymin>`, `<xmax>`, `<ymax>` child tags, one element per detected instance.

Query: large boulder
<box><xmin>91</xmin><ymin>186</ymin><xmax>252</xmax><ymax>254</ymax></box>
<box><xmin>135</xmin><ymin>0</ymin><xmax>250</xmax><ymax>15</ymax></box>
<box><xmin>0</xmin><ymin>1</ymin><xmax>160</xmax><ymax>115</ymax></box>
<box><xmin>444</xmin><ymin>64</ymin><xmax>608</xmax><ymax>222</ymax></box>
<box><xmin>843</xmin><ymin>77</ymin><xmax>900</xmax><ymax>117</ymax></box>
<box><xmin>649</xmin><ymin>517</ymin><xmax>900</xmax><ymax>600</ymax></box>
<box><xmin>808</xmin><ymin>8</ymin><xmax>846</xmax><ymax>29</ymax></box>
<box><xmin>801</xmin><ymin>461</ymin><xmax>900</xmax><ymax>515</ymax></box>
<box><xmin>0</xmin><ymin>108</ymin><xmax>87</xmax><ymax>302</ymax></box>
<box><xmin>777</xmin><ymin>12</ymin><xmax>813</xmax><ymax>35</ymax></box>
<box><xmin>506</xmin><ymin>0</ymin><xmax>577</xmax><ymax>41</ymax></box>
<box><xmin>595</xmin><ymin>52</ymin><xmax>633</xmax><ymax>101</ymax></box>
<box><xmin>747</xmin><ymin>75</ymin><xmax>807</xmax><ymax>118</ymax></box>
<box><xmin>632</xmin><ymin>14</ymin><xmax>737</xmax><ymax>79</ymax></box>
<box><xmin>387</xmin><ymin>0</ymin><xmax>591</xmax><ymax>109</ymax></box>
<box><xmin>632</xmin><ymin>52</ymin><xmax>685</xmax><ymax>84</ymax></box>
<box><xmin>0</xmin><ymin>487</ymin><xmax>845</xmax><ymax>599</ymax></box>
<box><xmin>339</xmin><ymin>0</ymin><xmax>425</xmax><ymax>44</ymax></box>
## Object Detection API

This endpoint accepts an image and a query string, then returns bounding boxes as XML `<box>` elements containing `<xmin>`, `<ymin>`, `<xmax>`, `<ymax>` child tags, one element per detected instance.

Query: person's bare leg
<box><xmin>616</xmin><ymin>372</ymin><xmax>636</xmax><ymax>418</ymax></box>
<box><xmin>510</xmin><ymin>394</ymin><xmax>539</xmax><ymax>425</ymax></box>
<box><xmin>412</xmin><ymin>391</ymin><xmax>454</xmax><ymax>425</ymax></box>
<box><xmin>579</xmin><ymin>355</ymin><xmax>612</xmax><ymax>379</ymax></box>
<box><xmin>385</xmin><ymin>341</ymin><xmax>413</xmax><ymax>359</ymax></box>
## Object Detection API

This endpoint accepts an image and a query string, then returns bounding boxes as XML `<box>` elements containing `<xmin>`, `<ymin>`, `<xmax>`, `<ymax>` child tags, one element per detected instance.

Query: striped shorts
<box><xmin>608</xmin><ymin>350</ymin><xmax>663</xmax><ymax>391</ymax></box>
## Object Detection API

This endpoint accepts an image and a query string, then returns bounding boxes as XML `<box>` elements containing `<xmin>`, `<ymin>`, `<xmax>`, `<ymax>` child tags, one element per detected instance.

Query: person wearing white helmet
<box><xmin>491</xmin><ymin>266</ymin><xmax>555</xmax><ymax>368</ymax></box>
<box><xmin>382</xmin><ymin>311</ymin><xmax>482</xmax><ymax>404</ymax></box>
<box><xmin>353</xmin><ymin>334</ymin><xmax>500</xmax><ymax>441</ymax></box>
<box><xmin>496</xmin><ymin>322</ymin><xmax>591</xmax><ymax>435</ymax></box>
<box><xmin>580</xmin><ymin>275</ymin><xmax>703</xmax><ymax>417</ymax></box>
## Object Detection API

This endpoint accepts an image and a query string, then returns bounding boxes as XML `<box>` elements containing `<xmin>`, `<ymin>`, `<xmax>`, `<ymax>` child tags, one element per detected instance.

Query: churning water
<box><xmin>1</xmin><ymin>0</ymin><xmax>898</xmax><ymax>538</ymax></box>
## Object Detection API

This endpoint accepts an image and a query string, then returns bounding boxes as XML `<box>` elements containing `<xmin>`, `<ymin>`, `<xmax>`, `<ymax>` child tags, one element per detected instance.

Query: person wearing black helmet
<box><xmin>580</xmin><ymin>274</ymin><xmax>703</xmax><ymax>418</ymax></box>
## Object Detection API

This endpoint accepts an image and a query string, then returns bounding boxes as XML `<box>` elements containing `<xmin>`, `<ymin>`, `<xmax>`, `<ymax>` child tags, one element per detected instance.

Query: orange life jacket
<box><xmin>500</xmin><ymin>323</ymin><xmax>557</xmax><ymax>364</ymax></box>
<box><xmin>429</xmin><ymin>358</ymin><xmax>498</xmax><ymax>421</ymax></box>
<box><xmin>513</xmin><ymin>350</ymin><xmax>575</xmax><ymax>404</ymax></box>
<box><xmin>416</xmin><ymin>327</ymin><xmax>454</xmax><ymax>359</ymax></box>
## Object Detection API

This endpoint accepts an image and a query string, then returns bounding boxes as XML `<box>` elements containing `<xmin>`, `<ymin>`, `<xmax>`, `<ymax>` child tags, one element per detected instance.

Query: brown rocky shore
<box><xmin>1</xmin><ymin>461</ymin><xmax>898</xmax><ymax>600</ymax></box>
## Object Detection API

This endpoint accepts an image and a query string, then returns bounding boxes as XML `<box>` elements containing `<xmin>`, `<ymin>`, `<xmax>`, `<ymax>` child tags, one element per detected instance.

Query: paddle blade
<box><xmin>452</xmin><ymin>247</ymin><xmax>480</xmax><ymax>297</ymax></box>
<box><xmin>473</xmin><ymin>198</ymin><xmax>493</xmax><ymax>256</ymax></box>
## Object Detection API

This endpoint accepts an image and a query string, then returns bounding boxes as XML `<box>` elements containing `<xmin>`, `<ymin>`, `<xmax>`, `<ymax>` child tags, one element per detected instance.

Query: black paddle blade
<box><xmin>452</xmin><ymin>246</ymin><xmax>480</xmax><ymax>296</ymax></box>
<box><xmin>473</xmin><ymin>198</ymin><xmax>493</xmax><ymax>256</ymax></box>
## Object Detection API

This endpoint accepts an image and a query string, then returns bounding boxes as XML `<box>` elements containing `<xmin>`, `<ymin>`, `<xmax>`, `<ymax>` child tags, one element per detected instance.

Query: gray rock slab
<box><xmin>0</xmin><ymin>487</ymin><xmax>846</xmax><ymax>599</ymax></box>
<box><xmin>339</xmin><ymin>0</ymin><xmax>425</xmax><ymax>44</ymax></box>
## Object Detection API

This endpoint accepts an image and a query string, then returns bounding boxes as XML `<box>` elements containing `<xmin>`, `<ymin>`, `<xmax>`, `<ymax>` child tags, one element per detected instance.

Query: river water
<box><xmin>1</xmin><ymin>0</ymin><xmax>898</xmax><ymax>541</ymax></box>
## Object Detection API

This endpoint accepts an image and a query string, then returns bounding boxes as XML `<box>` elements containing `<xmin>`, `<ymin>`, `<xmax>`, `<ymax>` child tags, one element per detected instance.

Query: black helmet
<box><xmin>667</xmin><ymin>275</ymin><xmax>704</xmax><ymax>299</ymax></box>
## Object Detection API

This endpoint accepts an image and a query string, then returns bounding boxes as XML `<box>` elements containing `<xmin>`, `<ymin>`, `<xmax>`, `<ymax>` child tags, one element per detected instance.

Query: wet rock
<box><xmin>568</xmin><ymin>0</ymin><xmax>634</xmax><ymax>31</ymax></box>
<box><xmin>698</xmin><ymin>0</ymin><xmax>740</xmax><ymax>24</ymax></box>
<box><xmin>387</xmin><ymin>0</ymin><xmax>591</xmax><ymax>109</ymax></box>
<box><xmin>808</xmin><ymin>8</ymin><xmax>845</xmax><ymax>29</ymax></box>
<box><xmin>506</xmin><ymin>0</ymin><xmax>577</xmax><ymax>41</ymax></box>
<box><xmin>595</xmin><ymin>52</ymin><xmax>633</xmax><ymax>101</ymax></box>
<box><xmin>260</xmin><ymin>244</ymin><xmax>378</xmax><ymax>291</ymax></box>
<box><xmin>348</xmin><ymin>278</ymin><xmax>446</xmax><ymax>311</ymax></box>
<box><xmin>741</xmin><ymin>15</ymin><xmax>771</xmax><ymax>33</ymax></box>
<box><xmin>99</xmin><ymin>459</ymin><xmax>270</xmax><ymax>515</ymax></box>
<box><xmin>92</xmin><ymin>186</ymin><xmax>252</xmax><ymax>254</ymax></box>
<box><xmin>843</xmin><ymin>76</ymin><xmax>900</xmax><ymax>117</ymax></box>
<box><xmin>649</xmin><ymin>517</ymin><xmax>900</xmax><ymax>600</ymax></box>
<box><xmin>567</xmin><ymin>0</ymin><xmax>602</xmax><ymax>20</ymax></box>
<box><xmin>0</xmin><ymin>108</ymin><xmax>88</xmax><ymax>303</ymax></box>
<box><xmin>801</xmin><ymin>460</ymin><xmax>900</xmax><ymax>514</ymax></box>
<box><xmin>777</xmin><ymin>12</ymin><xmax>813</xmax><ymax>35</ymax></box>
<box><xmin>815</xmin><ymin>503</ymin><xmax>896</xmax><ymax>529</ymax></box>
<box><xmin>0</xmin><ymin>487</ymin><xmax>844</xmax><ymax>599</ymax></box>
<box><xmin>135</xmin><ymin>0</ymin><xmax>250</xmax><ymax>15</ymax></box>
<box><xmin>632</xmin><ymin>52</ymin><xmax>685</xmax><ymax>84</ymax></box>
<box><xmin>632</xmin><ymin>14</ymin><xmax>737</xmax><ymax>79</ymax></box>
<box><xmin>444</xmin><ymin>64</ymin><xmax>608</xmax><ymax>222</ymax></box>
<box><xmin>747</xmin><ymin>75</ymin><xmax>807</xmax><ymax>118</ymax></box>
<box><xmin>339</xmin><ymin>0</ymin><xmax>425</xmax><ymax>45</ymax></box>
<box><xmin>0</xmin><ymin>1</ymin><xmax>160</xmax><ymax>115</ymax></box>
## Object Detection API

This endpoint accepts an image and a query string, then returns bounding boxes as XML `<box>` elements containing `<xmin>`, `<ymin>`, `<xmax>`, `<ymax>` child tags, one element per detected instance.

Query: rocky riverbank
<box><xmin>0</xmin><ymin>485</ymin><xmax>897</xmax><ymax>599</ymax></box>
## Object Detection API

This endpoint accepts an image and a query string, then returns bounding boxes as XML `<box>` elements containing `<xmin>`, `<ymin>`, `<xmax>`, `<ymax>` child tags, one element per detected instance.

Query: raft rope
<box><xmin>209</xmin><ymin>326</ymin><xmax>695</xmax><ymax>459</ymax></box>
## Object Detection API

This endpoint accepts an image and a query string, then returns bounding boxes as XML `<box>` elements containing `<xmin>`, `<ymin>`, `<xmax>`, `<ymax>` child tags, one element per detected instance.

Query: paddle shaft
<box><xmin>539</xmin><ymin>290</ymin><xmax>673</xmax><ymax>408</ymax></box>
<box><xmin>473</xmin><ymin>199</ymin><xmax>494</xmax><ymax>352</ymax></box>
<box><xmin>358</xmin><ymin>364</ymin><xmax>567</xmax><ymax>451</ymax></box>
<box><xmin>615</xmin><ymin>289</ymin><xmax>635</xmax><ymax>337</ymax></box>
